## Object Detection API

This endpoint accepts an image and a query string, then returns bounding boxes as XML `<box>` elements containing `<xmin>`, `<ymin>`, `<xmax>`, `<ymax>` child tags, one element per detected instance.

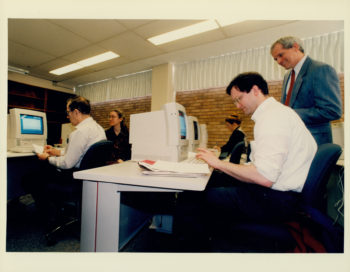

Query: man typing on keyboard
<box><xmin>173</xmin><ymin>72</ymin><xmax>317</xmax><ymax>251</ymax></box>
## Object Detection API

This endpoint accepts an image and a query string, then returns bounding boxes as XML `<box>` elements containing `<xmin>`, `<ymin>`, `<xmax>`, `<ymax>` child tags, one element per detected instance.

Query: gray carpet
<box><xmin>6</xmin><ymin>194</ymin><xmax>289</xmax><ymax>253</ymax></box>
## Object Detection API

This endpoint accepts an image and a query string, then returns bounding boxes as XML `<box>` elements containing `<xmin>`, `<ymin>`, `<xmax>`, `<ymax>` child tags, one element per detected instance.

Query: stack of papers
<box><xmin>32</xmin><ymin>144</ymin><xmax>44</xmax><ymax>154</ymax></box>
<box><xmin>138</xmin><ymin>159</ymin><xmax>210</xmax><ymax>177</ymax></box>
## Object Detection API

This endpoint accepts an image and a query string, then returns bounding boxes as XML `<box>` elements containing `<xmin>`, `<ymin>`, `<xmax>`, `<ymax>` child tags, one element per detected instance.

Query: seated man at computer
<box><xmin>22</xmin><ymin>96</ymin><xmax>106</xmax><ymax>226</ymax></box>
<box><xmin>174</xmin><ymin>72</ymin><xmax>317</xmax><ymax>249</ymax></box>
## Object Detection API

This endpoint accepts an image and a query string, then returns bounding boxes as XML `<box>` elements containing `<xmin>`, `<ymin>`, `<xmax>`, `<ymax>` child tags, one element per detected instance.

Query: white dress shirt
<box><xmin>286</xmin><ymin>55</ymin><xmax>307</xmax><ymax>95</ymax></box>
<box><xmin>48</xmin><ymin>117</ymin><xmax>106</xmax><ymax>169</ymax></box>
<box><xmin>250</xmin><ymin>97</ymin><xmax>317</xmax><ymax>192</ymax></box>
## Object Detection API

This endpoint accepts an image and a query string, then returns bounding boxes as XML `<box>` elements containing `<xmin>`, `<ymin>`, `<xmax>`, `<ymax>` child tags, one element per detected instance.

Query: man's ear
<box><xmin>251</xmin><ymin>85</ymin><xmax>260</xmax><ymax>95</ymax></box>
<box><xmin>292</xmin><ymin>42</ymin><xmax>300</xmax><ymax>51</ymax></box>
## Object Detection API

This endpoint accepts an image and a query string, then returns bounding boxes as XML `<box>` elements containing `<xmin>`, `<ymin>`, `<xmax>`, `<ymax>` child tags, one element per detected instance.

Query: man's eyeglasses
<box><xmin>232</xmin><ymin>95</ymin><xmax>243</xmax><ymax>105</ymax></box>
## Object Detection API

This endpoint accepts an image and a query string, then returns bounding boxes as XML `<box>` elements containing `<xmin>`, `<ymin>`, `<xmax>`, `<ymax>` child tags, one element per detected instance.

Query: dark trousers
<box><xmin>173</xmin><ymin>171</ymin><xmax>302</xmax><ymax>242</ymax></box>
<box><xmin>21</xmin><ymin>161</ymin><xmax>81</xmax><ymax>224</ymax></box>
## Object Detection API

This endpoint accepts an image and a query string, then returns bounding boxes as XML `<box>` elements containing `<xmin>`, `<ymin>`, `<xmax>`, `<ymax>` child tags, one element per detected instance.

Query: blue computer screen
<box><xmin>178</xmin><ymin>110</ymin><xmax>187</xmax><ymax>139</ymax></box>
<box><xmin>193</xmin><ymin>121</ymin><xmax>199</xmax><ymax>140</ymax></box>
<box><xmin>20</xmin><ymin>114</ymin><xmax>44</xmax><ymax>135</ymax></box>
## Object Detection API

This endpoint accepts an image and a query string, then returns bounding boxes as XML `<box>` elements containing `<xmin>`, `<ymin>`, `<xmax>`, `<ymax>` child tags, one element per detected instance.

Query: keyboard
<box><xmin>182</xmin><ymin>156</ymin><xmax>206</xmax><ymax>164</ymax></box>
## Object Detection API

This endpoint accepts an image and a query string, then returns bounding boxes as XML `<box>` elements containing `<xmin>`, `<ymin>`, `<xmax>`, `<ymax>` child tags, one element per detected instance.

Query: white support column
<box><xmin>151</xmin><ymin>63</ymin><xmax>175</xmax><ymax>111</ymax></box>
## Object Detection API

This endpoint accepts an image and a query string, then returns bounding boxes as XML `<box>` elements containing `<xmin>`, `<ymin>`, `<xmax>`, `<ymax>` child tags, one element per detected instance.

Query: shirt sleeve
<box><xmin>48</xmin><ymin>129</ymin><xmax>87</xmax><ymax>169</ymax></box>
<box><xmin>250</xmin><ymin>120</ymin><xmax>290</xmax><ymax>183</ymax></box>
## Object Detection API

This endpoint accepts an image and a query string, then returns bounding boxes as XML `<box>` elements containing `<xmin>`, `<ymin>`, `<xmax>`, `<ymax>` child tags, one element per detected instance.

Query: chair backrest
<box><xmin>229</xmin><ymin>141</ymin><xmax>245</xmax><ymax>164</ymax></box>
<box><xmin>301</xmin><ymin>143</ymin><xmax>342</xmax><ymax>211</ymax></box>
<box><xmin>79</xmin><ymin>140</ymin><xmax>114</xmax><ymax>170</ymax></box>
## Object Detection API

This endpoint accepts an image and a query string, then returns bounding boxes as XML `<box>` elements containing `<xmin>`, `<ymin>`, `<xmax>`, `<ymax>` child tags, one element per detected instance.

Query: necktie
<box><xmin>284</xmin><ymin>69</ymin><xmax>295</xmax><ymax>106</ymax></box>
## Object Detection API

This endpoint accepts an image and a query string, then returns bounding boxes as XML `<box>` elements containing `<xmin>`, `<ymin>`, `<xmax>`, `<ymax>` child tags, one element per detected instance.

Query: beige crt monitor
<box><xmin>186</xmin><ymin>116</ymin><xmax>200</xmax><ymax>152</ymax></box>
<box><xmin>129</xmin><ymin>102</ymin><xmax>189</xmax><ymax>162</ymax></box>
<box><xmin>7</xmin><ymin>108</ymin><xmax>47</xmax><ymax>152</ymax></box>
<box><xmin>199</xmin><ymin>124</ymin><xmax>208</xmax><ymax>148</ymax></box>
<box><xmin>331</xmin><ymin>122</ymin><xmax>344</xmax><ymax>160</ymax></box>
<box><xmin>61</xmin><ymin>123</ymin><xmax>76</xmax><ymax>147</ymax></box>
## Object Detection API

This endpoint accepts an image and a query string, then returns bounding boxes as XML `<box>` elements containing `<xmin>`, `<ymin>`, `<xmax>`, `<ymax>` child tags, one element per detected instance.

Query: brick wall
<box><xmin>91</xmin><ymin>96</ymin><xmax>151</xmax><ymax>129</ymax></box>
<box><xmin>91</xmin><ymin>75</ymin><xmax>344</xmax><ymax>148</ymax></box>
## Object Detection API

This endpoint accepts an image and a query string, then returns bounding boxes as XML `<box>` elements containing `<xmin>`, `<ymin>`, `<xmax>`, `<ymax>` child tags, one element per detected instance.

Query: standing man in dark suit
<box><xmin>270</xmin><ymin>36</ymin><xmax>342</xmax><ymax>145</ymax></box>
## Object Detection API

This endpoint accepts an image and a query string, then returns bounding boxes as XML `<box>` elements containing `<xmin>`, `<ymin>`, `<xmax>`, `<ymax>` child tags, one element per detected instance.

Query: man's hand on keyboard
<box><xmin>44</xmin><ymin>145</ymin><xmax>62</xmax><ymax>156</ymax></box>
<box><xmin>37</xmin><ymin>152</ymin><xmax>49</xmax><ymax>160</ymax></box>
<box><xmin>196</xmin><ymin>148</ymin><xmax>222</xmax><ymax>169</ymax></box>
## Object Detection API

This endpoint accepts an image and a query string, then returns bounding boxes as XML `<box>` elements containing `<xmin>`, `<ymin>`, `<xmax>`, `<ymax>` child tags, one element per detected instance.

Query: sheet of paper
<box><xmin>32</xmin><ymin>144</ymin><xmax>44</xmax><ymax>154</ymax></box>
<box><xmin>152</xmin><ymin>160</ymin><xmax>210</xmax><ymax>174</ymax></box>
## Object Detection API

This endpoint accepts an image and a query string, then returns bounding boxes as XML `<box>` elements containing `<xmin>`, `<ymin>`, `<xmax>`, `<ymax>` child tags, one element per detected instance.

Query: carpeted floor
<box><xmin>6</xmin><ymin>194</ymin><xmax>293</xmax><ymax>253</ymax></box>
<box><xmin>6</xmin><ymin>196</ymin><xmax>185</xmax><ymax>253</ymax></box>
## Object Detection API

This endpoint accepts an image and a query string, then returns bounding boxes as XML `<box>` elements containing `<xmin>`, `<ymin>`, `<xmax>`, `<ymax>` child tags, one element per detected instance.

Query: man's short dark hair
<box><xmin>226</xmin><ymin>72</ymin><xmax>269</xmax><ymax>95</ymax></box>
<box><xmin>67</xmin><ymin>96</ymin><xmax>91</xmax><ymax>114</ymax></box>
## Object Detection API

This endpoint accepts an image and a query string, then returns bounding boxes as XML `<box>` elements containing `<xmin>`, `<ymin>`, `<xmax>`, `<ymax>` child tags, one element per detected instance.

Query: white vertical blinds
<box><xmin>174</xmin><ymin>30</ymin><xmax>344</xmax><ymax>91</ymax></box>
<box><xmin>75</xmin><ymin>31</ymin><xmax>343</xmax><ymax>102</ymax></box>
<box><xmin>75</xmin><ymin>70</ymin><xmax>152</xmax><ymax>103</ymax></box>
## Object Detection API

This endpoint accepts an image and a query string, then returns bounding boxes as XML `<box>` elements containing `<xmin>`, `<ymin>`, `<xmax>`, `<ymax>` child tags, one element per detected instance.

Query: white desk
<box><xmin>73</xmin><ymin>160</ymin><xmax>211</xmax><ymax>252</ymax></box>
<box><xmin>7</xmin><ymin>151</ymin><xmax>35</xmax><ymax>158</ymax></box>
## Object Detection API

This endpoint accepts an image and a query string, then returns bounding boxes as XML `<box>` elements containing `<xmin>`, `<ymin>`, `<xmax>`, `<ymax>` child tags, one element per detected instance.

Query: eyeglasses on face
<box><xmin>232</xmin><ymin>95</ymin><xmax>243</xmax><ymax>105</ymax></box>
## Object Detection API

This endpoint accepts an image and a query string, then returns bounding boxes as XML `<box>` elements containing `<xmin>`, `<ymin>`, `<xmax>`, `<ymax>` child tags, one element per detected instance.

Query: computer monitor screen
<box><xmin>8</xmin><ymin>108</ymin><xmax>47</xmax><ymax>152</ymax></box>
<box><xmin>20</xmin><ymin>114</ymin><xmax>44</xmax><ymax>135</ymax></box>
<box><xmin>179</xmin><ymin>110</ymin><xmax>187</xmax><ymax>139</ymax></box>
<box><xmin>193</xmin><ymin>120</ymin><xmax>199</xmax><ymax>140</ymax></box>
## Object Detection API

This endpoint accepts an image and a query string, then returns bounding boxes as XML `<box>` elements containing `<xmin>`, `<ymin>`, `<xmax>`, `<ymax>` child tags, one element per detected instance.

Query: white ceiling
<box><xmin>7</xmin><ymin>19</ymin><xmax>343</xmax><ymax>89</ymax></box>
<box><xmin>8</xmin><ymin>19</ymin><xmax>300</xmax><ymax>89</ymax></box>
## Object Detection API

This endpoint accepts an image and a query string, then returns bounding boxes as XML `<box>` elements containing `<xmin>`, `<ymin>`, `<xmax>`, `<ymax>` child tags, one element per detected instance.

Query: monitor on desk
<box><xmin>199</xmin><ymin>123</ymin><xmax>208</xmax><ymax>148</ymax></box>
<box><xmin>61</xmin><ymin>122</ymin><xmax>75</xmax><ymax>147</ymax></box>
<box><xmin>7</xmin><ymin>108</ymin><xmax>47</xmax><ymax>152</ymax></box>
<box><xmin>331</xmin><ymin>122</ymin><xmax>344</xmax><ymax>160</ymax></box>
<box><xmin>186</xmin><ymin>116</ymin><xmax>200</xmax><ymax>152</ymax></box>
<box><xmin>130</xmin><ymin>102</ymin><xmax>189</xmax><ymax>162</ymax></box>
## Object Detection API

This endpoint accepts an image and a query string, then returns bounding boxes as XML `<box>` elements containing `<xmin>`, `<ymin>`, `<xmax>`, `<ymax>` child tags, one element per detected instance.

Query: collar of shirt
<box><xmin>293</xmin><ymin>55</ymin><xmax>307</xmax><ymax>78</ymax></box>
<box><xmin>251</xmin><ymin>97</ymin><xmax>276</xmax><ymax>122</ymax></box>
<box><xmin>75</xmin><ymin>116</ymin><xmax>93</xmax><ymax>129</ymax></box>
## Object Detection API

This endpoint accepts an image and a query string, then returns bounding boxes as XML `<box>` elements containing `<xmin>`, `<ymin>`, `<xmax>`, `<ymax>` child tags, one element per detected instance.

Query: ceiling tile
<box><xmin>49</xmin><ymin>19</ymin><xmax>127</xmax><ymax>43</ymax></box>
<box><xmin>222</xmin><ymin>20</ymin><xmax>295</xmax><ymax>37</ymax></box>
<box><xmin>8</xmin><ymin>19</ymin><xmax>90</xmax><ymax>57</ymax></box>
<box><xmin>116</xmin><ymin>19</ymin><xmax>155</xmax><ymax>30</ymax></box>
<box><xmin>159</xmin><ymin>29</ymin><xmax>226</xmax><ymax>53</ymax></box>
<box><xmin>8</xmin><ymin>41</ymin><xmax>56</xmax><ymax>68</ymax></box>
<box><xmin>133</xmin><ymin>19</ymin><xmax>203</xmax><ymax>39</ymax></box>
<box><xmin>99</xmin><ymin>32</ymin><xmax>163</xmax><ymax>60</ymax></box>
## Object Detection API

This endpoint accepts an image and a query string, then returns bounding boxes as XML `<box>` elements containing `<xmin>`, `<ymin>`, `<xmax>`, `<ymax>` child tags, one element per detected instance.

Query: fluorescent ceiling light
<box><xmin>50</xmin><ymin>63</ymin><xmax>83</xmax><ymax>75</ymax></box>
<box><xmin>148</xmin><ymin>20</ymin><xmax>219</xmax><ymax>45</ymax></box>
<box><xmin>50</xmin><ymin>51</ymin><xmax>119</xmax><ymax>75</ymax></box>
<box><xmin>8</xmin><ymin>65</ymin><xmax>29</xmax><ymax>75</ymax></box>
<box><xmin>216</xmin><ymin>19</ymin><xmax>245</xmax><ymax>27</ymax></box>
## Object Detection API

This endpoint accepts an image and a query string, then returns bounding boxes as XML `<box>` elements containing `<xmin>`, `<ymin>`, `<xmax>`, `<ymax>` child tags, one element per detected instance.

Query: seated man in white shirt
<box><xmin>174</xmin><ymin>72</ymin><xmax>317</xmax><ymax>249</ymax></box>
<box><xmin>23</xmin><ymin>96</ymin><xmax>106</xmax><ymax>227</ymax></box>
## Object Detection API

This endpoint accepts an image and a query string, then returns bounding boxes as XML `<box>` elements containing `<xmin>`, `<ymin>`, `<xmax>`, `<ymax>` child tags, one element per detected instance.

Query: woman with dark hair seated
<box><xmin>105</xmin><ymin>109</ymin><xmax>131</xmax><ymax>163</ymax></box>
<box><xmin>216</xmin><ymin>114</ymin><xmax>245</xmax><ymax>159</ymax></box>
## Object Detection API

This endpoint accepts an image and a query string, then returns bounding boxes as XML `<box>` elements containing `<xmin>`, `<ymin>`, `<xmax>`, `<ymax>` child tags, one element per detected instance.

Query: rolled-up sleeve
<box><xmin>250</xmin><ymin>134</ymin><xmax>289</xmax><ymax>183</ymax></box>
<box><xmin>48</xmin><ymin>129</ymin><xmax>87</xmax><ymax>169</ymax></box>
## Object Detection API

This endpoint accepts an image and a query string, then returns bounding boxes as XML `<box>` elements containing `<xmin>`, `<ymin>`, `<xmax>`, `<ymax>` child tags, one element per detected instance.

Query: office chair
<box><xmin>45</xmin><ymin>139</ymin><xmax>113</xmax><ymax>245</ymax></box>
<box><xmin>222</xmin><ymin>143</ymin><xmax>343</xmax><ymax>252</ymax></box>
<box><xmin>228</xmin><ymin>141</ymin><xmax>245</xmax><ymax>164</ymax></box>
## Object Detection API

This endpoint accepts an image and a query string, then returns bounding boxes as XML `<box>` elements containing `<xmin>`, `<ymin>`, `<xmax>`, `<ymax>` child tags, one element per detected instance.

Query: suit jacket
<box><xmin>281</xmin><ymin>56</ymin><xmax>342</xmax><ymax>145</ymax></box>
